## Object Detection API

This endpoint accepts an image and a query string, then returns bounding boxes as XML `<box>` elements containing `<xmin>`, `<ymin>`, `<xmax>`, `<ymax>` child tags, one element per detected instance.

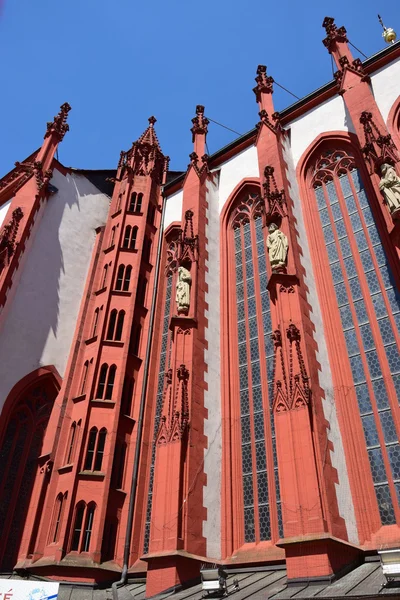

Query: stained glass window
<box><xmin>312</xmin><ymin>150</ymin><xmax>400</xmax><ymax>525</ymax></box>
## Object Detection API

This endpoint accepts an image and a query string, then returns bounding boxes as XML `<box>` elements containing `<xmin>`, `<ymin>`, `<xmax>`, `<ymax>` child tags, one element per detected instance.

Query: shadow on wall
<box><xmin>0</xmin><ymin>169</ymin><xmax>109</xmax><ymax>413</ymax></box>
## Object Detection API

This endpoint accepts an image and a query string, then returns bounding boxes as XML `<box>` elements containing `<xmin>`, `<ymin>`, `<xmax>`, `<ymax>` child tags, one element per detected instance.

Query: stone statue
<box><xmin>176</xmin><ymin>266</ymin><xmax>192</xmax><ymax>314</ymax></box>
<box><xmin>379</xmin><ymin>163</ymin><xmax>400</xmax><ymax>218</ymax></box>
<box><xmin>266</xmin><ymin>223</ymin><xmax>288</xmax><ymax>272</ymax></box>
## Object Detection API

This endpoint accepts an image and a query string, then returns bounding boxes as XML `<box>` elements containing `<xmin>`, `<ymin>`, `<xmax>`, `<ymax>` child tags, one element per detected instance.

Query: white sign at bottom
<box><xmin>0</xmin><ymin>580</ymin><xmax>59</xmax><ymax>600</ymax></box>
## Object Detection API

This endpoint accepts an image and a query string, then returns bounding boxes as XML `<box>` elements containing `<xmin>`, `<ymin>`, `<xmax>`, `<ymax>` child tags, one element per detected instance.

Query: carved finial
<box><xmin>253</xmin><ymin>65</ymin><xmax>274</xmax><ymax>101</ymax></box>
<box><xmin>148</xmin><ymin>116</ymin><xmax>157</xmax><ymax>126</ymax></box>
<box><xmin>45</xmin><ymin>102</ymin><xmax>71</xmax><ymax>141</ymax></box>
<box><xmin>191</xmin><ymin>105</ymin><xmax>209</xmax><ymax>142</ymax></box>
<box><xmin>322</xmin><ymin>16</ymin><xmax>348</xmax><ymax>51</ymax></box>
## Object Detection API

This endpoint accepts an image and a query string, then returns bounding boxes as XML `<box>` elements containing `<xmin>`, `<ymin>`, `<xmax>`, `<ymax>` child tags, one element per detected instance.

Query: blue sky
<box><xmin>0</xmin><ymin>0</ymin><xmax>399</xmax><ymax>175</ymax></box>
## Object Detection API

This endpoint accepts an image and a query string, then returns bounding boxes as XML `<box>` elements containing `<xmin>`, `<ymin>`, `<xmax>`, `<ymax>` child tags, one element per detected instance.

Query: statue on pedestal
<box><xmin>176</xmin><ymin>266</ymin><xmax>191</xmax><ymax>314</ymax></box>
<box><xmin>266</xmin><ymin>223</ymin><xmax>288</xmax><ymax>272</ymax></box>
<box><xmin>379</xmin><ymin>163</ymin><xmax>400</xmax><ymax>218</ymax></box>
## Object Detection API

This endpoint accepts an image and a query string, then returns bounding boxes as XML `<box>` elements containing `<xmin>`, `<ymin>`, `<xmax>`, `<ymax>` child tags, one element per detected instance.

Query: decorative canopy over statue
<box><xmin>266</xmin><ymin>223</ymin><xmax>289</xmax><ymax>272</ymax></box>
<box><xmin>379</xmin><ymin>163</ymin><xmax>400</xmax><ymax>219</ymax></box>
<box><xmin>176</xmin><ymin>266</ymin><xmax>192</xmax><ymax>314</ymax></box>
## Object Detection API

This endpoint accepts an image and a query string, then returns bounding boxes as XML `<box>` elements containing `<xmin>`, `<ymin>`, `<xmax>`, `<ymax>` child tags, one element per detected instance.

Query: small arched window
<box><xmin>116</xmin><ymin>193</ymin><xmax>122</xmax><ymax>212</ymax></box>
<box><xmin>71</xmin><ymin>502</ymin><xmax>96</xmax><ymax>553</ymax></box>
<box><xmin>101</xmin><ymin>264</ymin><xmax>108</xmax><ymax>289</ymax></box>
<box><xmin>80</xmin><ymin>360</ymin><xmax>90</xmax><ymax>395</ymax></box>
<box><xmin>96</xmin><ymin>364</ymin><xmax>108</xmax><ymax>398</ymax></box>
<box><xmin>136</xmin><ymin>193</ymin><xmax>143</xmax><ymax>213</ymax></box>
<box><xmin>71</xmin><ymin>502</ymin><xmax>85</xmax><ymax>551</ymax></box>
<box><xmin>84</xmin><ymin>427</ymin><xmax>98</xmax><ymax>470</ymax></box>
<box><xmin>94</xmin><ymin>428</ymin><xmax>107</xmax><ymax>471</ymax></box>
<box><xmin>109</xmin><ymin>226</ymin><xmax>116</xmax><ymax>248</ymax></box>
<box><xmin>92</xmin><ymin>308</ymin><xmax>100</xmax><ymax>338</ymax></box>
<box><xmin>84</xmin><ymin>427</ymin><xmax>107</xmax><ymax>471</ymax></box>
<box><xmin>51</xmin><ymin>492</ymin><xmax>67</xmax><ymax>543</ymax></box>
<box><xmin>65</xmin><ymin>420</ymin><xmax>81</xmax><ymax>465</ymax></box>
<box><xmin>130</xmin><ymin>226</ymin><xmax>138</xmax><ymax>250</ymax></box>
<box><xmin>123</xmin><ymin>265</ymin><xmax>132</xmax><ymax>291</ymax></box>
<box><xmin>115</xmin><ymin>311</ymin><xmax>125</xmax><ymax>341</ymax></box>
<box><xmin>123</xmin><ymin>225</ymin><xmax>131</xmax><ymax>249</ymax></box>
<box><xmin>105</xmin><ymin>365</ymin><xmax>116</xmax><ymax>400</ymax></box>
<box><xmin>107</xmin><ymin>309</ymin><xmax>118</xmax><ymax>340</ymax></box>
<box><xmin>128</xmin><ymin>192</ymin><xmax>137</xmax><ymax>213</ymax></box>
<box><xmin>116</xmin><ymin>265</ymin><xmax>125</xmax><ymax>290</ymax></box>
<box><xmin>82</xmin><ymin>503</ymin><xmax>96</xmax><ymax>552</ymax></box>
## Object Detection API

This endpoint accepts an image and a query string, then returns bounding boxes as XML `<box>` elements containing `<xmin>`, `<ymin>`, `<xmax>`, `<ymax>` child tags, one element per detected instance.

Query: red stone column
<box><xmin>254</xmin><ymin>66</ymin><xmax>361</xmax><ymax>580</ymax></box>
<box><xmin>146</xmin><ymin>107</ymin><xmax>209</xmax><ymax>597</ymax></box>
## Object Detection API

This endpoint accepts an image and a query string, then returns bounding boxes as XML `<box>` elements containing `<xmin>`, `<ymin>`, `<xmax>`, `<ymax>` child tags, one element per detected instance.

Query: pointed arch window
<box><xmin>51</xmin><ymin>492</ymin><xmax>67</xmax><ymax>544</ymax></box>
<box><xmin>123</xmin><ymin>226</ymin><xmax>138</xmax><ymax>250</ymax></box>
<box><xmin>116</xmin><ymin>265</ymin><xmax>125</xmax><ymax>290</ymax></box>
<box><xmin>115</xmin><ymin>311</ymin><xmax>125</xmax><ymax>341</ymax></box>
<box><xmin>105</xmin><ymin>365</ymin><xmax>116</xmax><ymax>400</ymax></box>
<box><xmin>70</xmin><ymin>502</ymin><xmax>96</xmax><ymax>553</ymax></box>
<box><xmin>308</xmin><ymin>147</ymin><xmax>400</xmax><ymax>526</ymax></box>
<box><xmin>80</xmin><ymin>360</ymin><xmax>90</xmax><ymax>395</ymax></box>
<box><xmin>228</xmin><ymin>192</ymin><xmax>282</xmax><ymax>544</ymax></box>
<box><xmin>116</xmin><ymin>193</ymin><xmax>122</xmax><ymax>212</ymax></box>
<box><xmin>96</xmin><ymin>364</ymin><xmax>116</xmax><ymax>400</ymax></box>
<box><xmin>109</xmin><ymin>226</ymin><xmax>116</xmax><ymax>248</ymax></box>
<box><xmin>84</xmin><ymin>427</ymin><xmax>107</xmax><ymax>471</ymax></box>
<box><xmin>65</xmin><ymin>419</ymin><xmax>81</xmax><ymax>465</ymax></box>
<box><xmin>123</xmin><ymin>265</ymin><xmax>132</xmax><ymax>291</ymax></box>
<box><xmin>101</xmin><ymin>264</ymin><xmax>108</xmax><ymax>289</ymax></box>
<box><xmin>92</xmin><ymin>307</ymin><xmax>100</xmax><ymax>338</ymax></box>
<box><xmin>106</xmin><ymin>309</ymin><xmax>118</xmax><ymax>340</ymax></box>
<box><xmin>129</xmin><ymin>192</ymin><xmax>143</xmax><ymax>214</ymax></box>
<box><xmin>128</xmin><ymin>192</ymin><xmax>137</xmax><ymax>213</ymax></box>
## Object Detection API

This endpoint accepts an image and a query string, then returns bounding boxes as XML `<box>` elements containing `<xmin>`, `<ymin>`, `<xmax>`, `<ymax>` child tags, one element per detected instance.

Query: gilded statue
<box><xmin>266</xmin><ymin>223</ymin><xmax>288</xmax><ymax>272</ymax></box>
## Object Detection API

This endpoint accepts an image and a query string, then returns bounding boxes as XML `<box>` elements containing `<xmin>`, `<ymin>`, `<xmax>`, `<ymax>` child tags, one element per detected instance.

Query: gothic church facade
<box><xmin>1</xmin><ymin>17</ymin><xmax>400</xmax><ymax>599</ymax></box>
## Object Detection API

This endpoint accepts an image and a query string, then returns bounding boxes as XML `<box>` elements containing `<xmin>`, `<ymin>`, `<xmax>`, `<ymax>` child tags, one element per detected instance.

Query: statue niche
<box><xmin>379</xmin><ymin>163</ymin><xmax>400</xmax><ymax>219</ymax></box>
<box><xmin>176</xmin><ymin>266</ymin><xmax>192</xmax><ymax>315</ymax></box>
<box><xmin>266</xmin><ymin>222</ymin><xmax>288</xmax><ymax>272</ymax></box>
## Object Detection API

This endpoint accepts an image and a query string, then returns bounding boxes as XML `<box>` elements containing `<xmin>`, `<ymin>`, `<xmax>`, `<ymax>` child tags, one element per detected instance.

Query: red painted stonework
<box><xmin>1</xmin><ymin>23</ymin><xmax>400</xmax><ymax>595</ymax></box>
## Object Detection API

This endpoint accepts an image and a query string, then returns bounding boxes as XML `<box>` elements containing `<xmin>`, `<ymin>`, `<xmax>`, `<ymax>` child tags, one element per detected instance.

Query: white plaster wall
<box><xmin>218</xmin><ymin>145</ymin><xmax>259</xmax><ymax>213</ymax></box>
<box><xmin>289</xmin><ymin>95</ymin><xmax>354</xmax><ymax>169</ymax></box>
<box><xmin>0</xmin><ymin>169</ymin><xmax>110</xmax><ymax>413</ymax></box>
<box><xmin>203</xmin><ymin>173</ymin><xmax>222</xmax><ymax>559</ymax></box>
<box><xmin>282</xmin><ymin>135</ymin><xmax>359</xmax><ymax>544</ymax></box>
<box><xmin>0</xmin><ymin>199</ymin><xmax>12</xmax><ymax>229</ymax></box>
<box><xmin>371</xmin><ymin>56</ymin><xmax>400</xmax><ymax>123</ymax></box>
<box><xmin>163</xmin><ymin>189</ymin><xmax>183</xmax><ymax>230</ymax></box>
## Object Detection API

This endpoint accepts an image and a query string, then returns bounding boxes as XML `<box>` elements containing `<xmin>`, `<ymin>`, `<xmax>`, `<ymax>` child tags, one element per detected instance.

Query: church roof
<box><xmin>7</xmin><ymin>558</ymin><xmax>396</xmax><ymax>600</ymax></box>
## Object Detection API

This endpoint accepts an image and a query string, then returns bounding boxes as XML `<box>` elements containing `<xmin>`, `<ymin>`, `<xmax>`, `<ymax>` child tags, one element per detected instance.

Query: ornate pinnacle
<box><xmin>45</xmin><ymin>102</ymin><xmax>71</xmax><ymax>141</ymax></box>
<box><xmin>191</xmin><ymin>105</ymin><xmax>209</xmax><ymax>141</ymax></box>
<box><xmin>322</xmin><ymin>16</ymin><xmax>348</xmax><ymax>51</ymax></box>
<box><xmin>148</xmin><ymin>116</ymin><xmax>157</xmax><ymax>126</ymax></box>
<box><xmin>253</xmin><ymin>65</ymin><xmax>274</xmax><ymax>101</ymax></box>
